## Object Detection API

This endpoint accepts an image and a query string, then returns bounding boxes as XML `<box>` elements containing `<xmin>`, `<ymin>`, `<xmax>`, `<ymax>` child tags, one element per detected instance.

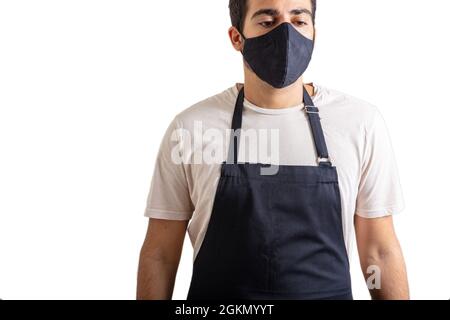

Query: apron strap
<box><xmin>302</xmin><ymin>88</ymin><xmax>332</xmax><ymax>166</ymax></box>
<box><xmin>227</xmin><ymin>87</ymin><xmax>245</xmax><ymax>164</ymax></box>
<box><xmin>227</xmin><ymin>86</ymin><xmax>332</xmax><ymax>166</ymax></box>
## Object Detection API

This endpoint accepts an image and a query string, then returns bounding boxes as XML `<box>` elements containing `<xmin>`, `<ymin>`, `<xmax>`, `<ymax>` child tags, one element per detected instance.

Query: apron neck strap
<box><xmin>227</xmin><ymin>86</ymin><xmax>332</xmax><ymax>167</ymax></box>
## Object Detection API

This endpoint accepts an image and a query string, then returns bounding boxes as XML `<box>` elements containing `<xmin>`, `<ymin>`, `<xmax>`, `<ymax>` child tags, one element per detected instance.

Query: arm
<box><xmin>137</xmin><ymin>218</ymin><xmax>188</xmax><ymax>300</ymax></box>
<box><xmin>354</xmin><ymin>215</ymin><xmax>409</xmax><ymax>300</ymax></box>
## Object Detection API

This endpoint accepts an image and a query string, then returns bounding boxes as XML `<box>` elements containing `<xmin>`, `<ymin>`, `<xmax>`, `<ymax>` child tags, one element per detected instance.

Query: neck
<box><xmin>242</xmin><ymin>68</ymin><xmax>312</xmax><ymax>109</ymax></box>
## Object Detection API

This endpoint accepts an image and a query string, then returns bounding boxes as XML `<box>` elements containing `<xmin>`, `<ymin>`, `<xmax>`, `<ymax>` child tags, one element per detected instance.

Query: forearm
<box><xmin>360</xmin><ymin>240</ymin><xmax>409</xmax><ymax>300</ymax></box>
<box><xmin>136</xmin><ymin>250</ymin><xmax>179</xmax><ymax>299</ymax></box>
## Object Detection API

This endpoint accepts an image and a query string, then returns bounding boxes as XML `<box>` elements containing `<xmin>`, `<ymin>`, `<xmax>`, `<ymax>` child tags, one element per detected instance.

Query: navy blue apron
<box><xmin>187</xmin><ymin>86</ymin><xmax>352</xmax><ymax>300</ymax></box>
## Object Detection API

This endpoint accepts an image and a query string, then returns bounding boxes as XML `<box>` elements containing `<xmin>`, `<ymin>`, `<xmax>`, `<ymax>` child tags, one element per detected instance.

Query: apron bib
<box><xmin>187</xmin><ymin>86</ymin><xmax>352</xmax><ymax>300</ymax></box>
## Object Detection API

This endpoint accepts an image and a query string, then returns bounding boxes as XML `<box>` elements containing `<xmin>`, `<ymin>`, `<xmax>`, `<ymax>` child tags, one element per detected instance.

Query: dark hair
<box><xmin>229</xmin><ymin>0</ymin><xmax>316</xmax><ymax>33</ymax></box>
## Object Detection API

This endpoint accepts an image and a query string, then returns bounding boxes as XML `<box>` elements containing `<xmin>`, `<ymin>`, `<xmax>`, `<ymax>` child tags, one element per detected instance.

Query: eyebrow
<box><xmin>251</xmin><ymin>8</ymin><xmax>312</xmax><ymax>20</ymax></box>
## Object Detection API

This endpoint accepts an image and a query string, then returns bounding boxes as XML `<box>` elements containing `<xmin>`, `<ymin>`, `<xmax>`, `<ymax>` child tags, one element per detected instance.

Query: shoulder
<box><xmin>313</xmin><ymin>83</ymin><xmax>381</xmax><ymax>130</ymax></box>
<box><xmin>173</xmin><ymin>85</ymin><xmax>237</xmax><ymax>132</ymax></box>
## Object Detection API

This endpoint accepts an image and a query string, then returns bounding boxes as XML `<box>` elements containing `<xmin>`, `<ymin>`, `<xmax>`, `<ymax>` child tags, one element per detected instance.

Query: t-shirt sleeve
<box><xmin>355</xmin><ymin>107</ymin><xmax>405</xmax><ymax>218</ymax></box>
<box><xmin>144</xmin><ymin>116</ymin><xmax>194</xmax><ymax>220</ymax></box>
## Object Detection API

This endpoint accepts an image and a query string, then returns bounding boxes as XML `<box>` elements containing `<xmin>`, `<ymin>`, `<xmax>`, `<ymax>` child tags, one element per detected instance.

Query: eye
<box><xmin>259</xmin><ymin>21</ymin><xmax>275</xmax><ymax>28</ymax></box>
<box><xmin>294</xmin><ymin>20</ymin><xmax>308</xmax><ymax>26</ymax></box>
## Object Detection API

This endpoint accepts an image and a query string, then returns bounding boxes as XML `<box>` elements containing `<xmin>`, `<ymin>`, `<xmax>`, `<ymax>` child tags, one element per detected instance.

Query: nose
<box><xmin>278</xmin><ymin>15</ymin><xmax>292</xmax><ymax>25</ymax></box>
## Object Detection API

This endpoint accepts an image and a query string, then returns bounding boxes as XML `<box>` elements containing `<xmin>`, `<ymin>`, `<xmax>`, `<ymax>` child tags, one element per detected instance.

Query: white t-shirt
<box><xmin>144</xmin><ymin>82</ymin><xmax>405</xmax><ymax>260</ymax></box>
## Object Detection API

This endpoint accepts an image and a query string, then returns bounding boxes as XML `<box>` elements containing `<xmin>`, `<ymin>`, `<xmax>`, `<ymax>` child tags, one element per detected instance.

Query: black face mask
<box><xmin>241</xmin><ymin>22</ymin><xmax>314</xmax><ymax>89</ymax></box>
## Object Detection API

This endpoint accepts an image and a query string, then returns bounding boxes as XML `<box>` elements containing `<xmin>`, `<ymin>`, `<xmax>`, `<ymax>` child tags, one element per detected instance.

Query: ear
<box><xmin>228</xmin><ymin>26</ymin><xmax>244</xmax><ymax>52</ymax></box>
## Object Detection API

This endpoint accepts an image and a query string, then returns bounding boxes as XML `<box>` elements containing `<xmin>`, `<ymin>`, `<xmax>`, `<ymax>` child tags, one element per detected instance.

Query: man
<box><xmin>137</xmin><ymin>0</ymin><xmax>409</xmax><ymax>300</ymax></box>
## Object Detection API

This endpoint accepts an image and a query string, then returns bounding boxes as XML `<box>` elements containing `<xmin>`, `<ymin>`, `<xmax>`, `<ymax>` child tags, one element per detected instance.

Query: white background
<box><xmin>0</xmin><ymin>0</ymin><xmax>449</xmax><ymax>300</ymax></box>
